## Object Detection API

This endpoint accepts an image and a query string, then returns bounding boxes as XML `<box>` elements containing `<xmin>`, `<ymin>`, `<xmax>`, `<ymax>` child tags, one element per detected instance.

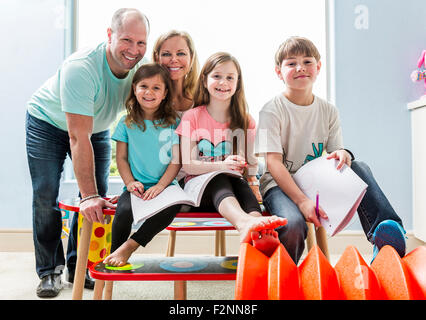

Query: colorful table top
<box><xmin>89</xmin><ymin>255</ymin><xmax>238</xmax><ymax>281</ymax></box>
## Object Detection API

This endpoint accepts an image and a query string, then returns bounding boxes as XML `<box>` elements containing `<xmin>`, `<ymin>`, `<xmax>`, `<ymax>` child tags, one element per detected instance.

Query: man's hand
<box><xmin>79</xmin><ymin>197</ymin><xmax>116</xmax><ymax>224</ymax></box>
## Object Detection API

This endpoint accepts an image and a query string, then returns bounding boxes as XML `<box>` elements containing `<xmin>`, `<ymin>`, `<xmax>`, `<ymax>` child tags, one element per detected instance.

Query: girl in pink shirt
<box><xmin>176</xmin><ymin>52</ymin><xmax>287</xmax><ymax>256</ymax></box>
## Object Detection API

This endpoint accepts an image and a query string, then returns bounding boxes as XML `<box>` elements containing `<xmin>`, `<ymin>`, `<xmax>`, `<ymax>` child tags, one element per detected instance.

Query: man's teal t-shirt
<box><xmin>112</xmin><ymin>116</ymin><xmax>180</xmax><ymax>190</ymax></box>
<box><xmin>27</xmin><ymin>42</ymin><xmax>145</xmax><ymax>133</ymax></box>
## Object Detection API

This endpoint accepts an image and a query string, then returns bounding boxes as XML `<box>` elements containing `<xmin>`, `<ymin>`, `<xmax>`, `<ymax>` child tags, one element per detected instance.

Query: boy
<box><xmin>255</xmin><ymin>36</ymin><xmax>406</xmax><ymax>264</ymax></box>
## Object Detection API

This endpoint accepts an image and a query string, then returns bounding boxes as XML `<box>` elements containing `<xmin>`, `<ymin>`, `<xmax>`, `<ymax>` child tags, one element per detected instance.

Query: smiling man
<box><xmin>25</xmin><ymin>8</ymin><xmax>149</xmax><ymax>298</ymax></box>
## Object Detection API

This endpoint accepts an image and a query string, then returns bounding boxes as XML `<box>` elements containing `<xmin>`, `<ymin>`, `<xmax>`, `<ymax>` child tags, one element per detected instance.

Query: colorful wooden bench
<box><xmin>89</xmin><ymin>255</ymin><xmax>238</xmax><ymax>300</ymax></box>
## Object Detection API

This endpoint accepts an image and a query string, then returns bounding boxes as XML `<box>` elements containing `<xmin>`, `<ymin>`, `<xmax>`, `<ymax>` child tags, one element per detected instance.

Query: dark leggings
<box><xmin>191</xmin><ymin>174</ymin><xmax>262</xmax><ymax>214</ymax></box>
<box><xmin>110</xmin><ymin>190</ymin><xmax>181</xmax><ymax>252</ymax></box>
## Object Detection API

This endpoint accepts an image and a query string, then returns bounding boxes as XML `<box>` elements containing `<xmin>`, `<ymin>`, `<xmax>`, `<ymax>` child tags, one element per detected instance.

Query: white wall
<box><xmin>0</xmin><ymin>0</ymin><xmax>66</xmax><ymax>228</ymax></box>
<box><xmin>330</xmin><ymin>0</ymin><xmax>425</xmax><ymax>231</ymax></box>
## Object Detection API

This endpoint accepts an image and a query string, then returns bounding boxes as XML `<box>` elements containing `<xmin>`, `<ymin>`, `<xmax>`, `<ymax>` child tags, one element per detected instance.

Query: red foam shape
<box><xmin>235</xmin><ymin>243</ymin><xmax>270</xmax><ymax>300</ymax></box>
<box><xmin>268</xmin><ymin>244</ymin><xmax>301</xmax><ymax>300</ymax></box>
<box><xmin>402</xmin><ymin>246</ymin><xmax>426</xmax><ymax>299</ymax></box>
<box><xmin>299</xmin><ymin>245</ymin><xmax>341</xmax><ymax>300</ymax></box>
<box><xmin>371</xmin><ymin>245</ymin><xmax>423</xmax><ymax>300</ymax></box>
<box><xmin>334</xmin><ymin>246</ymin><xmax>384</xmax><ymax>300</ymax></box>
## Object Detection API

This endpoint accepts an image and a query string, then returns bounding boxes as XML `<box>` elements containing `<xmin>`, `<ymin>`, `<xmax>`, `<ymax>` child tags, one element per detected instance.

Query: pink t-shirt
<box><xmin>175</xmin><ymin>105</ymin><xmax>256</xmax><ymax>181</ymax></box>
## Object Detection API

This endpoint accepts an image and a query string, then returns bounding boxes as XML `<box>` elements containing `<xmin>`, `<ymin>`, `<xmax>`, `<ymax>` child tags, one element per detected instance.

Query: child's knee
<box><xmin>351</xmin><ymin>160</ymin><xmax>370</xmax><ymax>174</ymax></box>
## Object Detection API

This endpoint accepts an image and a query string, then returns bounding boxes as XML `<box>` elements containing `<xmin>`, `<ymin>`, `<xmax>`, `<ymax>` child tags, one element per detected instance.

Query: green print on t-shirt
<box><xmin>304</xmin><ymin>143</ymin><xmax>324</xmax><ymax>164</ymax></box>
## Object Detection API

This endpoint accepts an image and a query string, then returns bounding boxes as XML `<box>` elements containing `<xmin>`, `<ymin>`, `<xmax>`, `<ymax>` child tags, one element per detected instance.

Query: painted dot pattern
<box><xmin>159</xmin><ymin>259</ymin><xmax>208</xmax><ymax>272</ymax></box>
<box><xmin>221</xmin><ymin>258</ymin><xmax>238</xmax><ymax>270</ymax></box>
<box><xmin>77</xmin><ymin>212</ymin><xmax>114</xmax><ymax>266</ymax></box>
<box><xmin>203</xmin><ymin>220</ymin><xmax>232</xmax><ymax>227</ymax></box>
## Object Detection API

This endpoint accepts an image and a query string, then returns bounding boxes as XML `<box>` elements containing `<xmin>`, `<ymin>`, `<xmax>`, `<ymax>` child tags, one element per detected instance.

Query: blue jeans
<box><xmin>25</xmin><ymin>112</ymin><xmax>111</xmax><ymax>279</ymax></box>
<box><xmin>263</xmin><ymin>160</ymin><xmax>403</xmax><ymax>264</ymax></box>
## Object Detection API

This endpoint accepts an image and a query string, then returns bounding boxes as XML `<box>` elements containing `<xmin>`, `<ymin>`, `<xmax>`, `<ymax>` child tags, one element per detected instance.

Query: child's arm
<box><xmin>181</xmin><ymin>135</ymin><xmax>246</xmax><ymax>175</ymax></box>
<box><xmin>116</xmin><ymin>141</ymin><xmax>145</xmax><ymax>198</ymax></box>
<box><xmin>266</xmin><ymin>152</ymin><xmax>328</xmax><ymax>227</ymax></box>
<box><xmin>326</xmin><ymin>149</ymin><xmax>353</xmax><ymax>169</ymax></box>
<box><xmin>142</xmin><ymin>144</ymin><xmax>181</xmax><ymax>200</ymax></box>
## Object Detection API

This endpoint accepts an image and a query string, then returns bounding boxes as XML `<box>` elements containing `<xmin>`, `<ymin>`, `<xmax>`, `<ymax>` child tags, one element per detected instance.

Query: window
<box><xmin>76</xmin><ymin>0</ymin><xmax>327</xmax><ymax>178</ymax></box>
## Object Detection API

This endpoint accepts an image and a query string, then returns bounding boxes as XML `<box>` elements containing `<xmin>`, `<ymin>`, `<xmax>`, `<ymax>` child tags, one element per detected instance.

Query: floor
<box><xmin>0</xmin><ymin>251</ymin><xmax>373</xmax><ymax>300</ymax></box>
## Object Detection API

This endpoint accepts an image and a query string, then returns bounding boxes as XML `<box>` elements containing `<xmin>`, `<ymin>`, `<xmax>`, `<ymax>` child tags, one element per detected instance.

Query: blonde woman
<box><xmin>153</xmin><ymin>30</ymin><xmax>199</xmax><ymax>114</ymax></box>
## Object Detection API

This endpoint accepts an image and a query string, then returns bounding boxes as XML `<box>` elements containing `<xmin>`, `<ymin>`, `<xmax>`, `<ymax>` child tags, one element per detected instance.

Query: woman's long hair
<box><xmin>152</xmin><ymin>30</ymin><xmax>199</xmax><ymax>101</ymax></box>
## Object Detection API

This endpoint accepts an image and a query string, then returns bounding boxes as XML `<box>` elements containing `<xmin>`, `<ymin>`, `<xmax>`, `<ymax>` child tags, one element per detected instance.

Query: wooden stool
<box><xmin>306</xmin><ymin>222</ymin><xmax>330</xmax><ymax>261</ymax></box>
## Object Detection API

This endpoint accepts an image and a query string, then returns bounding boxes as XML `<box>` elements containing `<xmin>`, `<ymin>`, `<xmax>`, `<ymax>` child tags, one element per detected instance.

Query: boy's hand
<box><xmin>142</xmin><ymin>184</ymin><xmax>165</xmax><ymax>201</ymax></box>
<box><xmin>297</xmin><ymin>198</ymin><xmax>328</xmax><ymax>228</ymax></box>
<box><xmin>223</xmin><ymin>155</ymin><xmax>246</xmax><ymax>174</ymax></box>
<box><xmin>326</xmin><ymin>150</ymin><xmax>352</xmax><ymax>170</ymax></box>
<box><xmin>127</xmin><ymin>181</ymin><xmax>144</xmax><ymax>198</ymax></box>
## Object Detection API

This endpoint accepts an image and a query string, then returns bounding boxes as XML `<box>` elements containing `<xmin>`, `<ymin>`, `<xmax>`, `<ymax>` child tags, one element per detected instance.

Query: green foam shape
<box><xmin>105</xmin><ymin>263</ymin><xmax>144</xmax><ymax>271</ymax></box>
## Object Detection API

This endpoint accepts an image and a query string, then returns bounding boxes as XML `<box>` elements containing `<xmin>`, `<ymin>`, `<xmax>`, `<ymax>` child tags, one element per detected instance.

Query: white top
<box><xmin>255</xmin><ymin>93</ymin><xmax>344</xmax><ymax>196</ymax></box>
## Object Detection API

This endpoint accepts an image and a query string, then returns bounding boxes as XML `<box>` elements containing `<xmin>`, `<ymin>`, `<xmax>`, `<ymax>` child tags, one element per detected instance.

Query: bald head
<box><xmin>111</xmin><ymin>8</ymin><xmax>150</xmax><ymax>34</ymax></box>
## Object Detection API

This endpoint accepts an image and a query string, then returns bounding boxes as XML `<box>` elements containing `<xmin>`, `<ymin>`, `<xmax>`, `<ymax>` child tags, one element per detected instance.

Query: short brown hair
<box><xmin>275</xmin><ymin>36</ymin><xmax>321</xmax><ymax>67</ymax></box>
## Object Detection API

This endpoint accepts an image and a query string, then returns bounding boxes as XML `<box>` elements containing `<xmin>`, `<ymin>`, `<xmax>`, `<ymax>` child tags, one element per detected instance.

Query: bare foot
<box><xmin>103</xmin><ymin>239</ymin><xmax>139</xmax><ymax>267</ymax></box>
<box><xmin>251</xmin><ymin>229</ymin><xmax>280</xmax><ymax>257</ymax></box>
<box><xmin>239</xmin><ymin>215</ymin><xmax>287</xmax><ymax>243</ymax></box>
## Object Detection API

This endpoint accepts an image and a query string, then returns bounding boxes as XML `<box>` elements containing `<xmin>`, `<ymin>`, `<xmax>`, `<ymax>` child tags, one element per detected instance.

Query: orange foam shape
<box><xmin>403</xmin><ymin>246</ymin><xmax>426</xmax><ymax>299</ymax></box>
<box><xmin>334</xmin><ymin>246</ymin><xmax>384</xmax><ymax>300</ymax></box>
<box><xmin>235</xmin><ymin>243</ymin><xmax>270</xmax><ymax>300</ymax></box>
<box><xmin>371</xmin><ymin>245</ymin><xmax>423</xmax><ymax>300</ymax></box>
<box><xmin>299</xmin><ymin>245</ymin><xmax>341</xmax><ymax>300</ymax></box>
<box><xmin>268</xmin><ymin>244</ymin><xmax>301</xmax><ymax>300</ymax></box>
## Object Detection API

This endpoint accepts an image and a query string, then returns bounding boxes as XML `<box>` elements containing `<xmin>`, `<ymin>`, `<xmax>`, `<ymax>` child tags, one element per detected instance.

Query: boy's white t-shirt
<box><xmin>255</xmin><ymin>93</ymin><xmax>344</xmax><ymax>197</ymax></box>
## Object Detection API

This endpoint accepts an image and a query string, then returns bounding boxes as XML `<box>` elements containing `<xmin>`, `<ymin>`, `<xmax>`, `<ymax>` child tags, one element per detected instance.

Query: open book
<box><xmin>292</xmin><ymin>156</ymin><xmax>368</xmax><ymax>236</ymax></box>
<box><xmin>131</xmin><ymin>170</ymin><xmax>242</xmax><ymax>224</ymax></box>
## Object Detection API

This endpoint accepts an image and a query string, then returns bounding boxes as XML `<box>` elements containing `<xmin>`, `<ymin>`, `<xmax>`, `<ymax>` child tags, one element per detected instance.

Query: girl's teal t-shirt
<box><xmin>112</xmin><ymin>116</ymin><xmax>180</xmax><ymax>189</ymax></box>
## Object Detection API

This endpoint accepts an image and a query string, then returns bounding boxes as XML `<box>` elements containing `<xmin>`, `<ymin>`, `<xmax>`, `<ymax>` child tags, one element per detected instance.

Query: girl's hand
<box><xmin>326</xmin><ymin>149</ymin><xmax>352</xmax><ymax>170</ymax></box>
<box><xmin>223</xmin><ymin>155</ymin><xmax>247</xmax><ymax>174</ymax></box>
<box><xmin>126</xmin><ymin>181</ymin><xmax>144</xmax><ymax>198</ymax></box>
<box><xmin>142</xmin><ymin>184</ymin><xmax>165</xmax><ymax>201</ymax></box>
<box><xmin>297</xmin><ymin>198</ymin><xmax>328</xmax><ymax>228</ymax></box>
